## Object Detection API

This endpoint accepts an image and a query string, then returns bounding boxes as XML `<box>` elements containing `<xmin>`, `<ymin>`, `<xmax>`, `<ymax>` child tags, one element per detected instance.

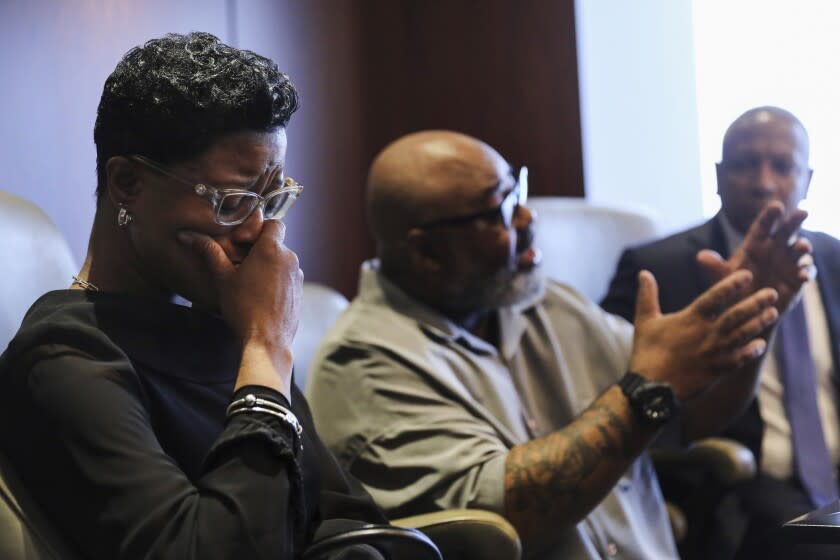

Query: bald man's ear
<box><xmin>406</xmin><ymin>228</ymin><xmax>445</xmax><ymax>272</ymax></box>
<box><xmin>105</xmin><ymin>156</ymin><xmax>144</xmax><ymax>208</ymax></box>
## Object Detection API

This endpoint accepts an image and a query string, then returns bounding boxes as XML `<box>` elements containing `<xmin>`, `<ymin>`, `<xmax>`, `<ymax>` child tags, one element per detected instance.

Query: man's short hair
<box><xmin>93</xmin><ymin>31</ymin><xmax>299</xmax><ymax>197</ymax></box>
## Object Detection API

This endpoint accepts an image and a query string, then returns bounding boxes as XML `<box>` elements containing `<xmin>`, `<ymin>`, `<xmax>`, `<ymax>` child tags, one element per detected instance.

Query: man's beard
<box><xmin>444</xmin><ymin>265</ymin><xmax>545</xmax><ymax>315</ymax></box>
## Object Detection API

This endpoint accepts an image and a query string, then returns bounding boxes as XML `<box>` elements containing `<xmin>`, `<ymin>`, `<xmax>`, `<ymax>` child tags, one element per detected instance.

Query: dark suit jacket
<box><xmin>600</xmin><ymin>214</ymin><xmax>840</xmax><ymax>465</ymax></box>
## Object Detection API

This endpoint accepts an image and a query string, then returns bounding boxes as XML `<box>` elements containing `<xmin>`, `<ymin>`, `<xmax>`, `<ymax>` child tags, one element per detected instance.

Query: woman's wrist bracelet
<box><xmin>227</xmin><ymin>393</ymin><xmax>303</xmax><ymax>451</ymax></box>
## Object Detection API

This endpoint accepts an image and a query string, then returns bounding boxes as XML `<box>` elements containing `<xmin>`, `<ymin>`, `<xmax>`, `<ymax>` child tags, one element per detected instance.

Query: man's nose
<box><xmin>755</xmin><ymin>159</ymin><xmax>778</xmax><ymax>193</ymax></box>
<box><xmin>513</xmin><ymin>203</ymin><xmax>536</xmax><ymax>229</ymax></box>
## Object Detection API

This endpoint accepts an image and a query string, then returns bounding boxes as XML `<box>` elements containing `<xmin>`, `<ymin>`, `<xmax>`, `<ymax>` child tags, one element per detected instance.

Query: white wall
<box><xmin>575</xmin><ymin>0</ymin><xmax>703</xmax><ymax>234</ymax></box>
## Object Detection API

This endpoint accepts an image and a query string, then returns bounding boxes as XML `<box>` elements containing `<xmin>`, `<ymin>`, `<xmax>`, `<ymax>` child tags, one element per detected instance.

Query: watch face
<box><xmin>639</xmin><ymin>385</ymin><xmax>675</xmax><ymax>422</ymax></box>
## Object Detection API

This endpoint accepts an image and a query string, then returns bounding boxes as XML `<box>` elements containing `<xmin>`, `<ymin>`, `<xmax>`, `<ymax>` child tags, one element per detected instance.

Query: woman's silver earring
<box><xmin>117</xmin><ymin>206</ymin><xmax>133</xmax><ymax>227</ymax></box>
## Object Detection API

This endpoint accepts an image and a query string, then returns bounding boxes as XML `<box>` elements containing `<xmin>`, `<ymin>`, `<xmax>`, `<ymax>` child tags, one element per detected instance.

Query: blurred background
<box><xmin>0</xmin><ymin>0</ymin><xmax>833</xmax><ymax>296</ymax></box>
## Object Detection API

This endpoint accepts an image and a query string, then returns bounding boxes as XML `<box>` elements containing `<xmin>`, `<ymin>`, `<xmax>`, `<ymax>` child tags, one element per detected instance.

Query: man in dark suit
<box><xmin>601</xmin><ymin>106</ymin><xmax>840</xmax><ymax>559</ymax></box>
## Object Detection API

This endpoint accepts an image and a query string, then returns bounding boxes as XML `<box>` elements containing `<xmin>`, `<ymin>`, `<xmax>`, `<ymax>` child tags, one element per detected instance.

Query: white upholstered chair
<box><xmin>0</xmin><ymin>191</ymin><xmax>79</xmax><ymax>558</ymax></box>
<box><xmin>292</xmin><ymin>283</ymin><xmax>349</xmax><ymax>390</ymax></box>
<box><xmin>0</xmin><ymin>191</ymin><xmax>77</xmax><ymax>352</ymax></box>
<box><xmin>527</xmin><ymin>197</ymin><xmax>659</xmax><ymax>302</ymax></box>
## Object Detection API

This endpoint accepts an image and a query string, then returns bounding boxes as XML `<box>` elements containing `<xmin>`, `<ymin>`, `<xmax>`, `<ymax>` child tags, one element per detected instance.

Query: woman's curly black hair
<box><xmin>93</xmin><ymin>32</ymin><xmax>299</xmax><ymax>197</ymax></box>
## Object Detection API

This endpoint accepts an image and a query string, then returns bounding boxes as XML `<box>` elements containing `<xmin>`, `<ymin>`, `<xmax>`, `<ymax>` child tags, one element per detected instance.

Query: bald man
<box><xmin>602</xmin><ymin>107</ymin><xmax>840</xmax><ymax>558</ymax></box>
<box><xmin>307</xmin><ymin>130</ymin><xmax>810</xmax><ymax>560</ymax></box>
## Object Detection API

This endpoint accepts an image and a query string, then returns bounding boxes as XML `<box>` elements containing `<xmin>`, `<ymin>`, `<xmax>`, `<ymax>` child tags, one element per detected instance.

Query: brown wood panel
<box><xmin>237</xmin><ymin>1</ymin><xmax>372</xmax><ymax>298</ymax></box>
<box><xmin>240</xmin><ymin>0</ymin><xmax>585</xmax><ymax>296</ymax></box>
<box><xmin>357</xmin><ymin>0</ymin><xmax>584</xmax><ymax>198</ymax></box>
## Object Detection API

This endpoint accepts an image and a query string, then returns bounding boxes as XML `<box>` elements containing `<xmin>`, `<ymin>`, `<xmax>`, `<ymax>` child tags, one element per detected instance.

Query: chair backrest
<box><xmin>0</xmin><ymin>191</ymin><xmax>77</xmax><ymax>350</ymax></box>
<box><xmin>528</xmin><ymin>197</ymin><xmax>660</xmax><ymax>302</ymax></box>
<box><xmin>0</xmin><ymin>192</ymin><xmax>79</xmax><ymax>558</ymax></box>
<box><xmin>292</xmin><ymin>283</ymin><xmax>349</xmax><ymax>390</ymax></box>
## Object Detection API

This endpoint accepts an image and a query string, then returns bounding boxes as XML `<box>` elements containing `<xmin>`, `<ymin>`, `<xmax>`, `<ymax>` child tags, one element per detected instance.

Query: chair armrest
<box><xmin>650</xmin><ymin>437</ymin><xmax>757</xmax><ymax>486</ymax></box>
<box><xmin>303</xmin><ymin>522</ymin><xmax>441</xmax><ymax>560</ymax></box>
<box><xmin>665</xmin><ymin>501</ymin><xmax>688</xmax><ymax>544</ymax></box>
<box><xmin>392</xmin><ymin>509</ymin><xmax>521</xmax><ymax>560</ymax></box>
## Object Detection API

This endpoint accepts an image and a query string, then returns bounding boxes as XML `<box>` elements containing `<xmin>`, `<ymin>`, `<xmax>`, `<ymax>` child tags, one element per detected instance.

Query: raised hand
<box><xmin>629</xmin><ymin>269</ymin><xmax>778</xmax><ymax>401</ymax></box>
<box><xmin>697</xmin><ymin>202</ymin><xmax>813</xmax><ymax>314</ymax></box>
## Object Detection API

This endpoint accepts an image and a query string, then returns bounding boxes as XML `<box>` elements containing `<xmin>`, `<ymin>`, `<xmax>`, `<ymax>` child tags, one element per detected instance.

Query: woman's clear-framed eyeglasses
<box><xmin>130</xmin><ymin>155</ymin><xmax>303</xmax><ymax>226</ymax></box>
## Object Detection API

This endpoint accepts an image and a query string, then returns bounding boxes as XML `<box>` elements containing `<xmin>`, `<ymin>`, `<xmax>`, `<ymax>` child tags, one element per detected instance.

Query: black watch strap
<box><xmin>618</xmin><ymin>371</ymin><xmax>647</xmax><ymax>397</ymax></box>
<box><xmin>618</xmin><ymin>371</ymin><xmax>679</xmax><ymax>425</ymax></box>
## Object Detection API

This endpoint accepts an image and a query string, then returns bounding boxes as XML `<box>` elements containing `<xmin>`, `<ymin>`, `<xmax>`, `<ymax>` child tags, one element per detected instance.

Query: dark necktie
<box><xmin>775</xmin><ymin>299</ymin><xmax>839</xmax><ymax>507</ymax></box>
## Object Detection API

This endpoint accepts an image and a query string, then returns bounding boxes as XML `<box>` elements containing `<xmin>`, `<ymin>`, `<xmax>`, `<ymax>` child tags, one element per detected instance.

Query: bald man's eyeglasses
<box><xmin>417</xmin><ymin>166</ymin><xmax>528</xmax><ymax>230</ymax></box>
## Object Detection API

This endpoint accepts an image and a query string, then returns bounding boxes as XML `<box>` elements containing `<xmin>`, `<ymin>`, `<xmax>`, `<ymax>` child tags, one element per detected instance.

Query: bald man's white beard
<box><xmin>447</xmin><ymin>265</ymin><xmax>545</xmax><ymax>314</ymax></box>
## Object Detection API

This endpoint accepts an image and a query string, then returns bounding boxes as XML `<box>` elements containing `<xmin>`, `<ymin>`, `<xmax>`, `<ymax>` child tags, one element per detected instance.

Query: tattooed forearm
<box><xmin>503</xmin><ymin>386</ymin><xmax>656</xmax><ymax>538</ymax></box>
